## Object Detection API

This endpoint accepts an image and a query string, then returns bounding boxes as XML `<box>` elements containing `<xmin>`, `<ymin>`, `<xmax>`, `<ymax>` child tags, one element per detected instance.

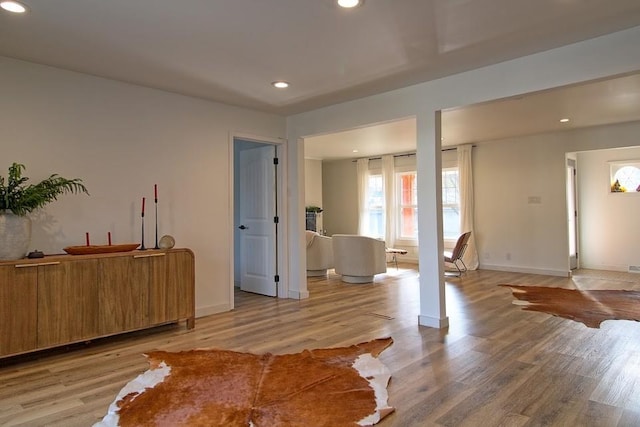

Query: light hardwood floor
<box><xmin>1</xmin><ymin>266</ymin><xmax>640</xmax><ymax>426</ymax></box>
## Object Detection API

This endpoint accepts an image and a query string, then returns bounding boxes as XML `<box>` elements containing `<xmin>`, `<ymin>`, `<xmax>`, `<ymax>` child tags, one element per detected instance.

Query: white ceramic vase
<box><xmin>0</xmin><ymin>212</ymin><xmax>32</xmax><ymax>261</ymax></box>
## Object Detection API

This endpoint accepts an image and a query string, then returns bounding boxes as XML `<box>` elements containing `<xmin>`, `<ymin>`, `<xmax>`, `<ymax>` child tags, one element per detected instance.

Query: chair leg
<box><xmin>458</xmin><ymin>259</ymin><xmax>468</xmax><ymax>273</ymax></box>
<box><xmin>452</xmin><ymin>260</ymin><xmax>466</xmax><ymax>276</ymax></box>
<box><xmin>444</xmin><ymin>261</ymin><xmax>461</xmax><ymax>277</ymax></box>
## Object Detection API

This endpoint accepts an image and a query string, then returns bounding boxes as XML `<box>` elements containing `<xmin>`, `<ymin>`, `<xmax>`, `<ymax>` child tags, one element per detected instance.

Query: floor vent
<box><xmin>629</xmin><ymin>265</ymin><xmax>640</xmax><ymax>273</ymax></box>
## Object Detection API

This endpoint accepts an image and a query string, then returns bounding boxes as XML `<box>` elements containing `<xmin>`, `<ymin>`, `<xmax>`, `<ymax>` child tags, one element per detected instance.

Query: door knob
<box><xmin>238</xmin><ymin>225</ymin><xmax>248</xmax><ymax>230</ymax></box>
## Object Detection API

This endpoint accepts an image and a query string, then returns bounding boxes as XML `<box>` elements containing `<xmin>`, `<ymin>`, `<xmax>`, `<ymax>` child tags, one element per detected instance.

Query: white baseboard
<box><xmin>196</xmin><ymin>303</ymin><xmax>231</xmax><ymax>318</ymax></box>
<box><xmin>480</xmin><ymin>263</ymin><xmax>569</xmax><ymax>277</ymax></box>
<box><xmin>395</xmin><ymin>256</ymin><xmax>419</xmax><ymax>264</ymax></box>
<box><xmin>578</xmin><ymin>263</ymin><xmax>629</xmax><ymax>272</ymax></box>
<box><xmin>288</xmin><ymin>289</ymin><xmax>310</xmax><ymax>299</ymax></box>
<box><xmin>418</xmin><ymin>315</ymin><xmax>449</xmax><ymax>329</ymax></box>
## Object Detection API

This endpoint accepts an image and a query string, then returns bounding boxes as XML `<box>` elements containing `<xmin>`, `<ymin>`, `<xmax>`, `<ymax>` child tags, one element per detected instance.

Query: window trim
<box><xmin>442</xmin><ymin>166</ymin><xmax>461</xmax><ymax>241</ymax></box>
<box><xmin>396</xmin><ymin>170</ymin><xmax>418</xmax><ymax>243</ymax></box>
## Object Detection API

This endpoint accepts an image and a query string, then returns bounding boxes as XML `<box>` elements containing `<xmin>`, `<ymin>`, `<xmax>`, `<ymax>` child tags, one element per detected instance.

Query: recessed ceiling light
<box><xmin>337</xmin><ymin>0</ymin><xmax>362</xmax><ymax>8</ymax></box>
<box><xmin>271</xmin><ymin>81</ymin><xmax>289</xmax><ymax>89</ymax></box>
<box><xmin>352</xmin><ymin>149</ymin><xmax>359</xmax><ymax>153</ymax></box>
<box><xmin>0</xmin><ymin>1</ymin><xmax>28</xmax><ymax>13</ymax></box>
<box><xmin>560</xmin><ymin>118</ymin><xmax>570</xmax><ymax>123</ymax></box>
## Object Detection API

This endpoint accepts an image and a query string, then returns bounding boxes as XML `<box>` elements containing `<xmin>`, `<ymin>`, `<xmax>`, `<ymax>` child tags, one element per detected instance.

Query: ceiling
<box><xmin>2</xmin><ymin>1</ymin><xmax>640</xmax><ymax>159</ymax></box>
<box><xmin>2</xmin><ymin>0</ymin><xmax>640</xmax><ymax>117</ymax></box>
<box><xmin>304</xmin><ymin>71</ymin><xmax>640</xmax><ymax>160</ymax></box>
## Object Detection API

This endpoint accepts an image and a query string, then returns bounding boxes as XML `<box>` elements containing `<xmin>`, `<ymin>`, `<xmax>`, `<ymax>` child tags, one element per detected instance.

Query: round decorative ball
<box><xmin>158</xmin><ymin>234</ymin><xmax>175</xmax><ymax>249</ymax></box>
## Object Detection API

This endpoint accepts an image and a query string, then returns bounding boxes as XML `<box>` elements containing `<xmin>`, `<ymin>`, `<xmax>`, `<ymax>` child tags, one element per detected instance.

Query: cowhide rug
<box><xmin>94</xmin><ymin>338</ymin><xmax>394</xmax><ymax>427</ymax></box>
<box><xmin>500</xmin><ymin>284</ymin><xmax>640</xmax><ymax>328</ymax></box>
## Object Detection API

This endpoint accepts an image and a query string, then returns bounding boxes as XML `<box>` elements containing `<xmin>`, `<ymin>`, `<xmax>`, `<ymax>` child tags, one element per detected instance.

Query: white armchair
<box><xmin>332</xmin><ymin>234</ymin><xmax>386</xmax><ymax>283</ymax></box>
<box><xmin>306</xmin><ymin>231</ymin><xmax>333</xmax><ymax>276</ymax></box>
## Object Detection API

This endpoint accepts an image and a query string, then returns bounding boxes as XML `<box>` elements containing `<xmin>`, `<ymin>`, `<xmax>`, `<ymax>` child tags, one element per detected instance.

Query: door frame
<box><xmin>229</xmin><ymin>132</ymin><xmax>288</xmax><ymax>309</ymax></box>
<box><xmin>566</xmin><ymin>157</ymin><xmax>579</xmax><ymax>270</ymax></box>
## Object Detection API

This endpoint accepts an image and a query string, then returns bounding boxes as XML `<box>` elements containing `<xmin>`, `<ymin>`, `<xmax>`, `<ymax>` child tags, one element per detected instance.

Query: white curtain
<box><xmin>382</xmin><ymin>155</ymin><xmax>396</xmax><ymax>247</ymax></box>
<box><xmin>458</xmin><ymin>144</ymin><xmax>479</xmax><ymax>269</ymax></box>
<box><xmin>356</xmin><ymin>158</ymin><xmax>370</xmax><ymax>236</ymax></box>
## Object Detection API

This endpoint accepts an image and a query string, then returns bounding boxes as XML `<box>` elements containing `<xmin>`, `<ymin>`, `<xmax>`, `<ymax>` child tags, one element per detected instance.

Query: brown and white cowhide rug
<box><xmin>500</xmin><ymin>285</ymin><xmax>640</xmax><ymax>328</ymax></box>
<box><xmin>94</xmin><ymin>338</ymin><xmax>394</xmax><ymax>427</ymax></box>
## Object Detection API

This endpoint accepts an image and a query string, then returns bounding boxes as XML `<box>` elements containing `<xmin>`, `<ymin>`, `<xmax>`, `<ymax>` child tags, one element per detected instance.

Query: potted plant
<box><xmin>305</xmin><ymin>205</ymin><xmax>323</xmax><ymax>213</ymax></box>
<box><xmin>0</xmin><ymin>163</ymin><xmax>89</xmax><ymax>260</ymax></box>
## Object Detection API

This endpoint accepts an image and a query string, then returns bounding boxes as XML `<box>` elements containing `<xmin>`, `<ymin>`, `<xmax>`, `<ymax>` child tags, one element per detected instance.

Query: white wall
<box><xmin>321</xmin><ymin>153</ymin><xmax>449</xmax><ymax>262</ymax></box>
<box><xmin>304</xmin><ymin>158</ymin><xmax>323</xmax><ymax>232</ymax></box>
<box><xmin>577</xmin><ymin>145</ymin><xmax>640</xmax><ymax>271</ymax></box>
<box><xmin>318</xmin><ymin>122</ymin><xmax>640</xmax><ymax>275</ymax></box>
<box><xmin>287</xmin><ymin>26</ymin><xmax>640</xmax><ymax>327</ymax></box>
<box><xmin>1</xmin><ymin>56</ymin><xmax>285</xmax><ymax>317</ymax></box>
<box><xmin>475</xmin><ymin>121</ymin><xmax>640</xmax><ymax>276</ymax></box>
<box><xmin>321</xmin><ymin>159</ymin><xmax>357</xmax><ymax>236</ymax></box>
<box><xmin>475</xmin><ymin>134</ymin><xmax>571</xmax><ymax>275</ymax></box>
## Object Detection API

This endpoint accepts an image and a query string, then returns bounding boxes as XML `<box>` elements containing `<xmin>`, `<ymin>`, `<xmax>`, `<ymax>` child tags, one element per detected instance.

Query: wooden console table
<box><xmin>0</xmin><ymin>248</ymin><xmax>195</xmax><ymax>359</ymax></box>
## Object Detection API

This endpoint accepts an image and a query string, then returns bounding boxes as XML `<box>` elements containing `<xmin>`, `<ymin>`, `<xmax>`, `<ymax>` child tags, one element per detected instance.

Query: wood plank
<box><xmin>0</xmin><ymin>267</ymin><xmax>639</xmax><ymax>426</ymax></box>
<box><xmin>168</xmin><ymin>249</ymin><xmax>195</xmax><ymax>322</ymax></box>
<box><xmin>98</xmin><ymin>256</ymin><xmax>149</xmax><ymax>334</ymax></box>
<box><xmin>147</xmin><ymin>254</ymin><xmax>169</xmax><ymax>325</ymax></box>
<box><xmin>37</xmin><ymin>260</ymin><xmax>99</xmax><ymax>347</ymax></box>
<box><xmin>0</xmin><ymin>265</ymin><xmax>37</xmax><ymax>356</ymax></box>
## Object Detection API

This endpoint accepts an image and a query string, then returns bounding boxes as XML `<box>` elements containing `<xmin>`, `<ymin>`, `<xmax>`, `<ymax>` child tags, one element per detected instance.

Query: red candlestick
<box><xmin>86</xmin><ymin>232</ymin><xmax>90</xmax><ymax>246</ymax></box>
<box><xmin>154</xmin><ymin>184</ymin><xmax>158</xmax><ymax>200</ymax></box>
<box><xmin>108</xmin><ymin>232</ymin><xmax>112</xmax><ymax>246</ymax></box>
<box><xmin>141</xmin><ymin>197</ymin><xmax>146</xmax><ymax>216</ymax></box>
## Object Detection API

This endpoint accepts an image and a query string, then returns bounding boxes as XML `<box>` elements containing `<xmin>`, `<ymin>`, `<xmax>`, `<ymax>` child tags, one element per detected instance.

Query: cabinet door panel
<box><xmin>148</xmin><ymin>254</ymin><xmax>169</xmax><ymax>324</ymax></box>
<box><xmin>168</xmin><ymin>251</ymin><xmax>195</xmax><ymax>320</ymax></box>
<box><xmin>37</xmin><ymin>260</ymin><xmax>99</xmax><ymax>348</ymax></box>
<box><xmin>98</xmin><ymin>257</ymin><xmax>149</xmax><ymax>335</ymax></box>
<box><xmin>0</xmin><ymin>266</ymin><xmax>37</xmax><ymax>356</ymax></box>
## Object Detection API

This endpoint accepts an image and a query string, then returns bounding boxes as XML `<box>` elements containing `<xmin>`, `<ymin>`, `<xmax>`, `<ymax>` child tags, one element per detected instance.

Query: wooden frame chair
<box><xmin>444</xmin><ymin>231</ymin><xmax>472</xmax><ymax>276</ymax></box>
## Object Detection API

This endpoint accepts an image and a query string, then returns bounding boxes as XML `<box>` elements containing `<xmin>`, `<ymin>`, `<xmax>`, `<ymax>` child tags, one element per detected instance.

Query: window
<box><xmin>442</xmin><ymin>168</ymin><xmax>460</xmax><ymax>240</ymax></box>
<box><xmin>610</xmin><ymin>161</ymin><xmax>640</xmax><ymax>193</ymax></box>
<box><xmin>397</xmin><ymin>172</ymin><xmax>418</xmax><ymax>239</ymax></box>
<box><xmin>366</xmin><ymin>174</ymin><xmax>384</xmax><ymax>238</ymax></box>
<box><xmin>394</xmin><ymin>168</ymin><xmax>460</xmax><ymax>241</ymax></box>
<box><xmin>367</xmin><ymin>168</ymin><xmax>460</xmax><ymax>240</ymax></box>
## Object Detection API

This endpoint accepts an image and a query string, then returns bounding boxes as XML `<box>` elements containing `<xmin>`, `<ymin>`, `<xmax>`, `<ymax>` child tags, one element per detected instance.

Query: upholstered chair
<box><xmin>332</xmin><ymin>234</ymin><xmax>386</xmax><ymax>283</ymax></box>
<box><xmin>306</xmin><ymin>230</ymin><xmax>334</xmax><ymax>276</ymax></box>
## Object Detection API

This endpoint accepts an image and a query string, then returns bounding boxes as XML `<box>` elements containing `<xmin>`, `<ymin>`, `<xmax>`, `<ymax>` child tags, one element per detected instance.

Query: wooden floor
<box><xmin>2</xmin><ymin>266</ymin><xmax>640</xmax><ymax>426</ymax></box>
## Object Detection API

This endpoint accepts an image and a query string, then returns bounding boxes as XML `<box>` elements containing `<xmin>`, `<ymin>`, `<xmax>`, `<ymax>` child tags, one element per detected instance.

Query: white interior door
<box><xmin>238</xmin><ymin>144</ymin><xmax>277</xmax><ymax>296</ymax></box>
<box><xmin>566</xmin><ymin>158</ymin><xmax>578</xmax><ymax>270</ymax></box>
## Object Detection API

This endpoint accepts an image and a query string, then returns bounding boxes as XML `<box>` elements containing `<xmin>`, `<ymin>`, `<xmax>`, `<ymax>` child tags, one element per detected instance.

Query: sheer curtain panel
<box><xmin>458</xmin><ymin>144</ymin><xmax>479</xmax><ymax>269</ymax></box>
<box><xmin>356</xmin><ymin>158</ymin><xmax>370</xmax><ymax>236</ymax></box>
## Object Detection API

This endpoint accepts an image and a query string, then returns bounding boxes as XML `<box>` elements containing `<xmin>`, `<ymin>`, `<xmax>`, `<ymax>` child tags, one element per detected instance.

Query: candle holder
<box><xmin>140</xmin><ymin>197</ymin><xmax>147</xmax><ymax>251</ymax></box>
<box><xmin>154</xmin><ymin>197</ymin><xmax>159</xmax><ymax>249</ymax></box>
<box><xmin>140</xmin><ymin>212</ymin><xmax>147</xmax><ymax>250</ymax></box>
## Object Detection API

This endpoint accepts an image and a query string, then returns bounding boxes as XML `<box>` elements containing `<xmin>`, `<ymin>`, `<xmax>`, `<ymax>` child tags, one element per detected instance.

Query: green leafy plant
<box><xmin>305</xmin><ymin>205</ymin><xmax>323</xmax><ymax>213</ymax></box>
<box><xmin>0</xmin><ymin>163</ymin><xmax>89</xmax><ymax>215</ymax></box>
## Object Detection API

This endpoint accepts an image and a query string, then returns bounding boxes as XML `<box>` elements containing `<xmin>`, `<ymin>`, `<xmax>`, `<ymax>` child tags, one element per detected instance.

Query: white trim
<box><xmin>418</xmin><ymin>315</ymin><xmax>449</xmax><ymax>328</ymax></box>
<box><xmin>196</xmin><ymin>303</ymin><xmax>231</xmax><ymax>318</ymax></box>
<box><xmin>579</xmin><ymin>263</ymin><xmax>631</xmax><ymax>272</ymax></box>
<box><xmin>229</xmin><ymin>132</ymin><xmax>289</xmax><ymax>311</ymax></box>
<box><xmin>288</xmin><ymin>289</ymin><xmax>310</xmax><ymax>299</ymax></box>
<box><xmin>480</xmin><ymin>264</ymin><xmax>570</xmax><ymax>277</ymax></box>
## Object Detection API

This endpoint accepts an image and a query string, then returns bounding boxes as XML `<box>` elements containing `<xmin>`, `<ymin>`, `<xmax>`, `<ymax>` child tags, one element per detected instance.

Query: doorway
<box><xmin>566</xmin><ymin>157</ymin><xmax>578</xmax><ymax>270</ymax></box>
<box><xmin>233</xmin><ymin>137</ymin><xmax>280</xmax><ymax>301</ymax></box>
